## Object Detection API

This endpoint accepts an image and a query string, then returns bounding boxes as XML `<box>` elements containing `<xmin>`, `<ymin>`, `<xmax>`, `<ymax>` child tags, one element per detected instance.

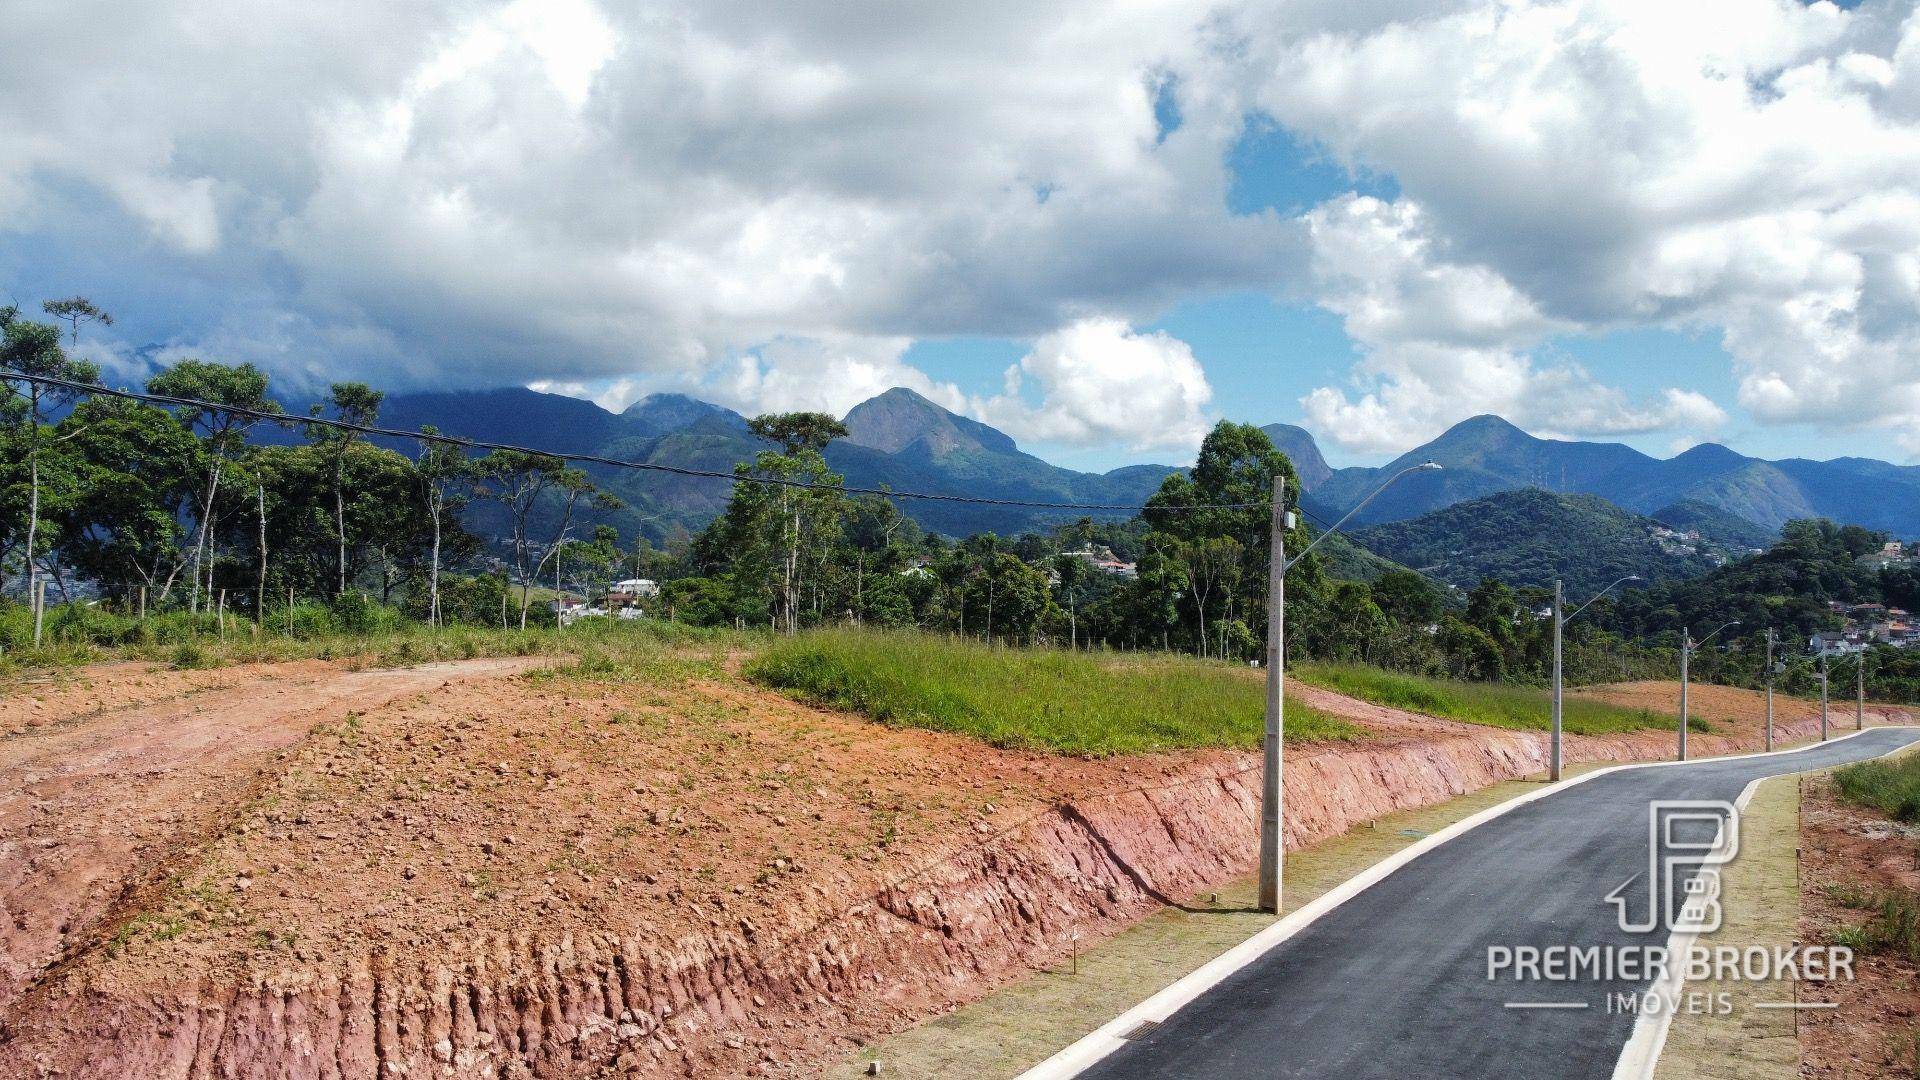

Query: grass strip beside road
<box><xmin>1652</xmin><ymin>775</ymin><xmax>1799</xmax><ymax>1080</ymax></box>
<box><xmin>1834</xmin><ymin>751</ymin><xmax>1920</xmax><ymax>824</ymax></box>
<box><xmin>746</xmin><ymin>629</ymin><xmax>1363</xmax><ymax>756</ymax></box>
<box><xmin>1293</xmin><ymin>661</ymin><xmax>1704</xmax><ymax>736</ymax></box>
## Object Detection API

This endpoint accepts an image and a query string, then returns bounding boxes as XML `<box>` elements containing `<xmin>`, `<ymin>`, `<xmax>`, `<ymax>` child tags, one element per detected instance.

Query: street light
<box><xmin>1678</xmin><ymin>620</ymin><xmax>1739</xmax><ymax>761</ymax></box>
<box><xmin>1549</xmin><ymin>574</ymin><xmax>1641</xmax><ymax>781</ymax></box>
<box><xmin>1856</xmin><ymin>648</ymin><xmax>1867</xmax><ymax>730</ymax></box>
<box><xmin>1817</xmin><ymin>646</ymin><xmax>1870</xmax><ymax>739</ymax></box>
<box><xmin>1259</xmin><ymin>460</ymin><xmax>1440</xmax><ymax>915</ymax></box>
<box><xmin>1764</xmin><ymin>628</ymin><xmax>1779</xmax><ymax>752</ymax></box>
<box><xmin>1820</xmin><ymin>648</ymin><xmax>1830</xmax><ymax>741</ymax></box>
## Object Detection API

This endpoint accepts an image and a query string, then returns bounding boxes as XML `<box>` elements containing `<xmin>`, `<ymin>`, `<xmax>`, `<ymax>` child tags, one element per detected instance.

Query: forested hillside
<box><xmin>1349</xmin><ymin>489</ymin><xmax>1723</xmax><ymax>595</ymax></box>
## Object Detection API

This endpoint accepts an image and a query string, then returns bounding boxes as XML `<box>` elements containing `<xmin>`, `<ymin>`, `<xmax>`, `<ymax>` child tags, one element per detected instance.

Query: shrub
<box><xmin>1835</xmin><ymin>753</ymin><xmax>1920</xmax><ymax>824</ymax></box>
<box><xmin>1830</xmin><ymin>887</ymin><xmax>1920</xmax><ymax>963</ymax></box>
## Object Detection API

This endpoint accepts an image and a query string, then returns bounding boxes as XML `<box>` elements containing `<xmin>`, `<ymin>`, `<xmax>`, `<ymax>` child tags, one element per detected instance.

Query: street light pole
<box><xmin>1257</xmin><ymin>475</ymin><xmax>1285</xmax><ymax>914</ymax></box>
<box><xmin>1857</xmin><ymin>651</ymin><xmax>1866</xmax><ymax>730</ymax></box>
<box><xmin>1679</xmin><ymin>619</ymin><xmax>1739</xmax><ymax>761</ymax></box>
<box><xmin>1820</xmin><ymin>651</ymin><xmax>1829</xmax><ymax>742</ymax></box>
<box><xmin>1258</xmin><ymin>460</ymin><xmax>1439</xmax><ymax>915</ymax></box>
<box><xmin>1764</xmin><ymin>628</ymin><xmax>1775</xmax><ymax>753</ymax></box>
<box><xmin>1679</xmin><ymin>628</ymin><xmax>1690</xmax><ymax>761</ymax></box>
<box><xmin>1549</xmin><ymin>573</ymin><xmax>1640</xmax><ymax>781</ymax></box>
<box><xmin>1551</xmin><ymin>580</ymin><xmax>1563</xmax><ymax>781</ymax></box>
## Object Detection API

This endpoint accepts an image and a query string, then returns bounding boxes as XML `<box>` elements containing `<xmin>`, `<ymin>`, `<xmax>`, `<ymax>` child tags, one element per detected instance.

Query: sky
<box><xmin>3</xmin><ymin>0</ymin><xmax>1920</xmax><ymax>472</ymax></box>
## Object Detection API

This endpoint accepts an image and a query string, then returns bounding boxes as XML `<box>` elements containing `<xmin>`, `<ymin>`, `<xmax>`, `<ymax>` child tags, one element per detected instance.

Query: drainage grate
<box><xmin>1121</xmin><ymin>1019</ymin><xmax>1163</xmax><ymax>1041</ymax></box>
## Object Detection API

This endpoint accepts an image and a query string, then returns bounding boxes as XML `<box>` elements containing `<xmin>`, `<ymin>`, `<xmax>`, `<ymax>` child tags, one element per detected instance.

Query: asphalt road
<box><xmin>1071</xmin><ymin>728</ymin><xmax>1920</xmax><ymax>1080</ymax></box>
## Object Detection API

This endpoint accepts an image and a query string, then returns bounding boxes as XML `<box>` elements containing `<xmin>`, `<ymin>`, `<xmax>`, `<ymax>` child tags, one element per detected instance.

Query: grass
<box><xmin>746</xmin><ymin>628</ymin><xmax>1364</xmax><ymax>756</ymax></box>
<box><xmin>1291</xmin><ymin>661</ymin><xmax>1702</xmax><ymax>736</ymax></box>
<box><xmin>1830</xmin><ymin>886</ymin><xmax>1920</xmax><ymax>964</ymax></box>
<box><xmin>0</xmin><ymin>601</ymin><xmax>746</xmax><ymax>687</ymax></box>
<box><xmin>1835</xmin><ymin>752</ymin><xmax>1920</xmax><ymax>824</ymax></box>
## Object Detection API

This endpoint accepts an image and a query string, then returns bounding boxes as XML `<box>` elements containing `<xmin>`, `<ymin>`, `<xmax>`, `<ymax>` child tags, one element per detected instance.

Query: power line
<box><xmin>1294</xmin><ymin>502</ymin><xmax>1463</xmax><ymax>594</ymax></box>
<box><xmin>0</xmin><ymin>369</ymin><xmax>1260</xmax><ymax>513</ymax></box>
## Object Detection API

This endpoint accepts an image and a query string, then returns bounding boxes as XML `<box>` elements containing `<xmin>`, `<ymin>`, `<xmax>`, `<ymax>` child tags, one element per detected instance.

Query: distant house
<box><xmin>1810</xmin><ymin>630</ymin><xmax>1867</xmax><ymax>656</ymax></box>
<box><xmin>611</xmin><ymin>578</ymin><xmax>660</xmax><ymax>598</ymax></box>
<box><xmin>1062</xmin><ymin>549</ymin><xmax>1138</xmax><ymax>578</ymax></box>
<box><xmin>1860</xmin><ymin>542</ymin><xmax>1916</xmax><ymax>570</ymax></box>
<box><xmin>605</xmin><ymin>578</ymin><xmax>659</xmax><ymax>612</ymax></box>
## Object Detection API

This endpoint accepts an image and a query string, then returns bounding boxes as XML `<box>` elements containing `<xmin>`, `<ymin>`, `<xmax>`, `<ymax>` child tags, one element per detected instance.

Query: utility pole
<box><xmin>1763</xmin><ymin>628</ymin><xmax>1775</xmax><ymax>753</ymax></box>
<box><xmin>1256</xmin><ymin>460</ymin><xmax>1439</xmax><ymax>915</ymax></box>
<box><xmin>1678</xmin><ymin>628</ymin><xmax>1690</xmax><ymax>761</ymax></box>
<box><xmin>1550</xmin><ymin>574</ymin><xmax>1637</xmax><ymax>781</ymax></box>
<box><xmin>1679</xmin><ymin>620</ymin><xmax>1739</xmax><ymax>761</ymax></box>
<box><xmin>1551</xmin><ymin>579</ymin><xmax>1564</xmax><ymax>782</ymax></box>
<box><xmin>1257</xmin><ymin>474</ymin><xmax>1286</xmax><ymax>915</ymax></box>
<box><xmin>1857</xmin><ymin>651</ymin><xmax>1866</xmax><ymax>730</ymax></box>
<box><xmin>1820</xmin><ymin>651</ymin><xmax>1829</xmax><ymax>742</ymax></box>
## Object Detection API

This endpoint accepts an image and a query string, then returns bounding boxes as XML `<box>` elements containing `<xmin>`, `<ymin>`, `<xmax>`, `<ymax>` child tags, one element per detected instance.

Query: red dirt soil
<box><xmin>0</xmin><ymin>662</ymin><xmax>1905</xmax><ymax>1079</ymax></box>
<box><xmin>1798</xmin><ymin>773</ymin><xmax>1920</xmax><ymax>1079</ymax></box>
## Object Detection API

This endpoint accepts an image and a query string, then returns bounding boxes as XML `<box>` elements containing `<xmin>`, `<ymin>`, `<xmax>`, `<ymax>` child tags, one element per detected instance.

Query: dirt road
<box><xmin>0</xmin><ymin>658</ymin><xmax>534</xmax><ymax>1020</ymax></box>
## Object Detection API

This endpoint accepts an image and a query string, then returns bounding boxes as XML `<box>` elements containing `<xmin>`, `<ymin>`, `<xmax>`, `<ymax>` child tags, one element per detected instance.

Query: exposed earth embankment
<box><xmin>0</xmin><ymin>662</ymin><xmax>1901</xmax><ymax>1078</ymax></box>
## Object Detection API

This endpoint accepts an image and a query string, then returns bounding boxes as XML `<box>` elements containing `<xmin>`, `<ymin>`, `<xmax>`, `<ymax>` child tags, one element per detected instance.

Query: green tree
<box><xmin>1166</xmin><ymin>535</ymin><xmax>1243</xmax><ymax>656</ymax></box>
<box><xmin>308</xmin><ymin>383</ymin><xmax>384</xmax><ymax>598</ymax></box>
<box><xmin>696</xmin><ymin>413</ymin><xmax>850</xmax><ymax>631</ymax></box>
<box><xmin>412</xmin><ymin>427</ymin><xmax>471</xmax><ymax>626</ymax></box>
<box><xmin>1</xmin><ymin>314</ymin><xmax>99</xmax><ymax>601</ymax></box>
<box><xmin>1438</xmin><ymin>616</ymin><xmax>1505</xmax><ymax>681</ymax></box>
<box><xmin>1053</xmin><ymin>553</ymin><xmax>1088</xmax><ymax>649</ymax></box>
<box><xmin>747</xmin><ymin>412</ymin><xmax>849</xmax><ymax>454</ymax></box>
<box><xmin>843</xmin><ymin>494</ymin><xmax>916</xmax><ymax>617</ymax></box>
<box><xmin>1143</xmin><ymin>422</ymin><xmax>1314</xmax><ymax>651</ymax></box>
<box><xmin>473</xmin><ymin>450</ymin><xmax>571</xmax><ymax>628</ymax></box>
<box><xmin>40</xmin><ymin>296</ymin><xmax>112</xmax><ymax>348</ymax></box>
<box><xmin>49</xmin><ymin>398</ymin><xmax>201</xmax><ymax>598</ymax></box>
<box><xmin>147</xmin><ymin>360</ymin><xmax>282</xmax><ymax>610</ymax></box>
<box><xmin>1372</xmin><ymin>569</ymin><xmax>1446</xmax><ymax>625</ymax></box>
<box><xmin>957</xmin><ymin>549</ymin><xmax>1054</xmax><ymax>644</ymax></box>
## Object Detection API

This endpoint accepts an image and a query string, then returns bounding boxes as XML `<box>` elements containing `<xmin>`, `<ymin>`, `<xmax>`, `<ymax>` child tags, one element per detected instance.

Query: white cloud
<box><xmin>1297</xmin><ymin>194</ymin><xmax>1729</xmax><ymax>452</ymax></box>
<box><xmin>711</xmin><ymin>335</ymin><xmax>968</xmax><ymax>419</ymax></box>
<box><xmin>1235</xmin><ymin>0</ymin><xmax>1920</xmax><ymax>453</ymax></box>
<box><xmin>0</xmin><ymin>0</ymin><xmax>1298</xmax><ymax>404</ymax></box>
<box><xmin>975</xmin><ymin>317</ymin><xmax>1215</xmax><ymax>453</ymax></box>
<box><xmin>8</xmin><ymin>0</ymin><xmax>1920</xmax><ymax>462</ymax></box>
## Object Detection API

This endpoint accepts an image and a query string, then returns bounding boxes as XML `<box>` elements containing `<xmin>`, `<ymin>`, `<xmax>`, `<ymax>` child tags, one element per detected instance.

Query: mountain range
<box><xmin>1288</xmin><ymin>414</ymin><xmax>1920</xmax><ymax>540</ymax></box>
<box><xmin>344</xmin><ymin>384</ymin><xmax>1918</xmax><ymax>544</ymax></box>
<box><xmin>368</xmin><ymin>385</ymin><xmax>1178</xmax><ymax>542</ymax></box>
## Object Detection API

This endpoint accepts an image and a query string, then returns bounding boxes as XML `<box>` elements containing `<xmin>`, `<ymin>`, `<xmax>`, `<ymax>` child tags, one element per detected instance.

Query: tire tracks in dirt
<box><xmin>0</xmin><ymin>658</ymin><xmax>538</xmax><ymax>1033</ymax></box>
